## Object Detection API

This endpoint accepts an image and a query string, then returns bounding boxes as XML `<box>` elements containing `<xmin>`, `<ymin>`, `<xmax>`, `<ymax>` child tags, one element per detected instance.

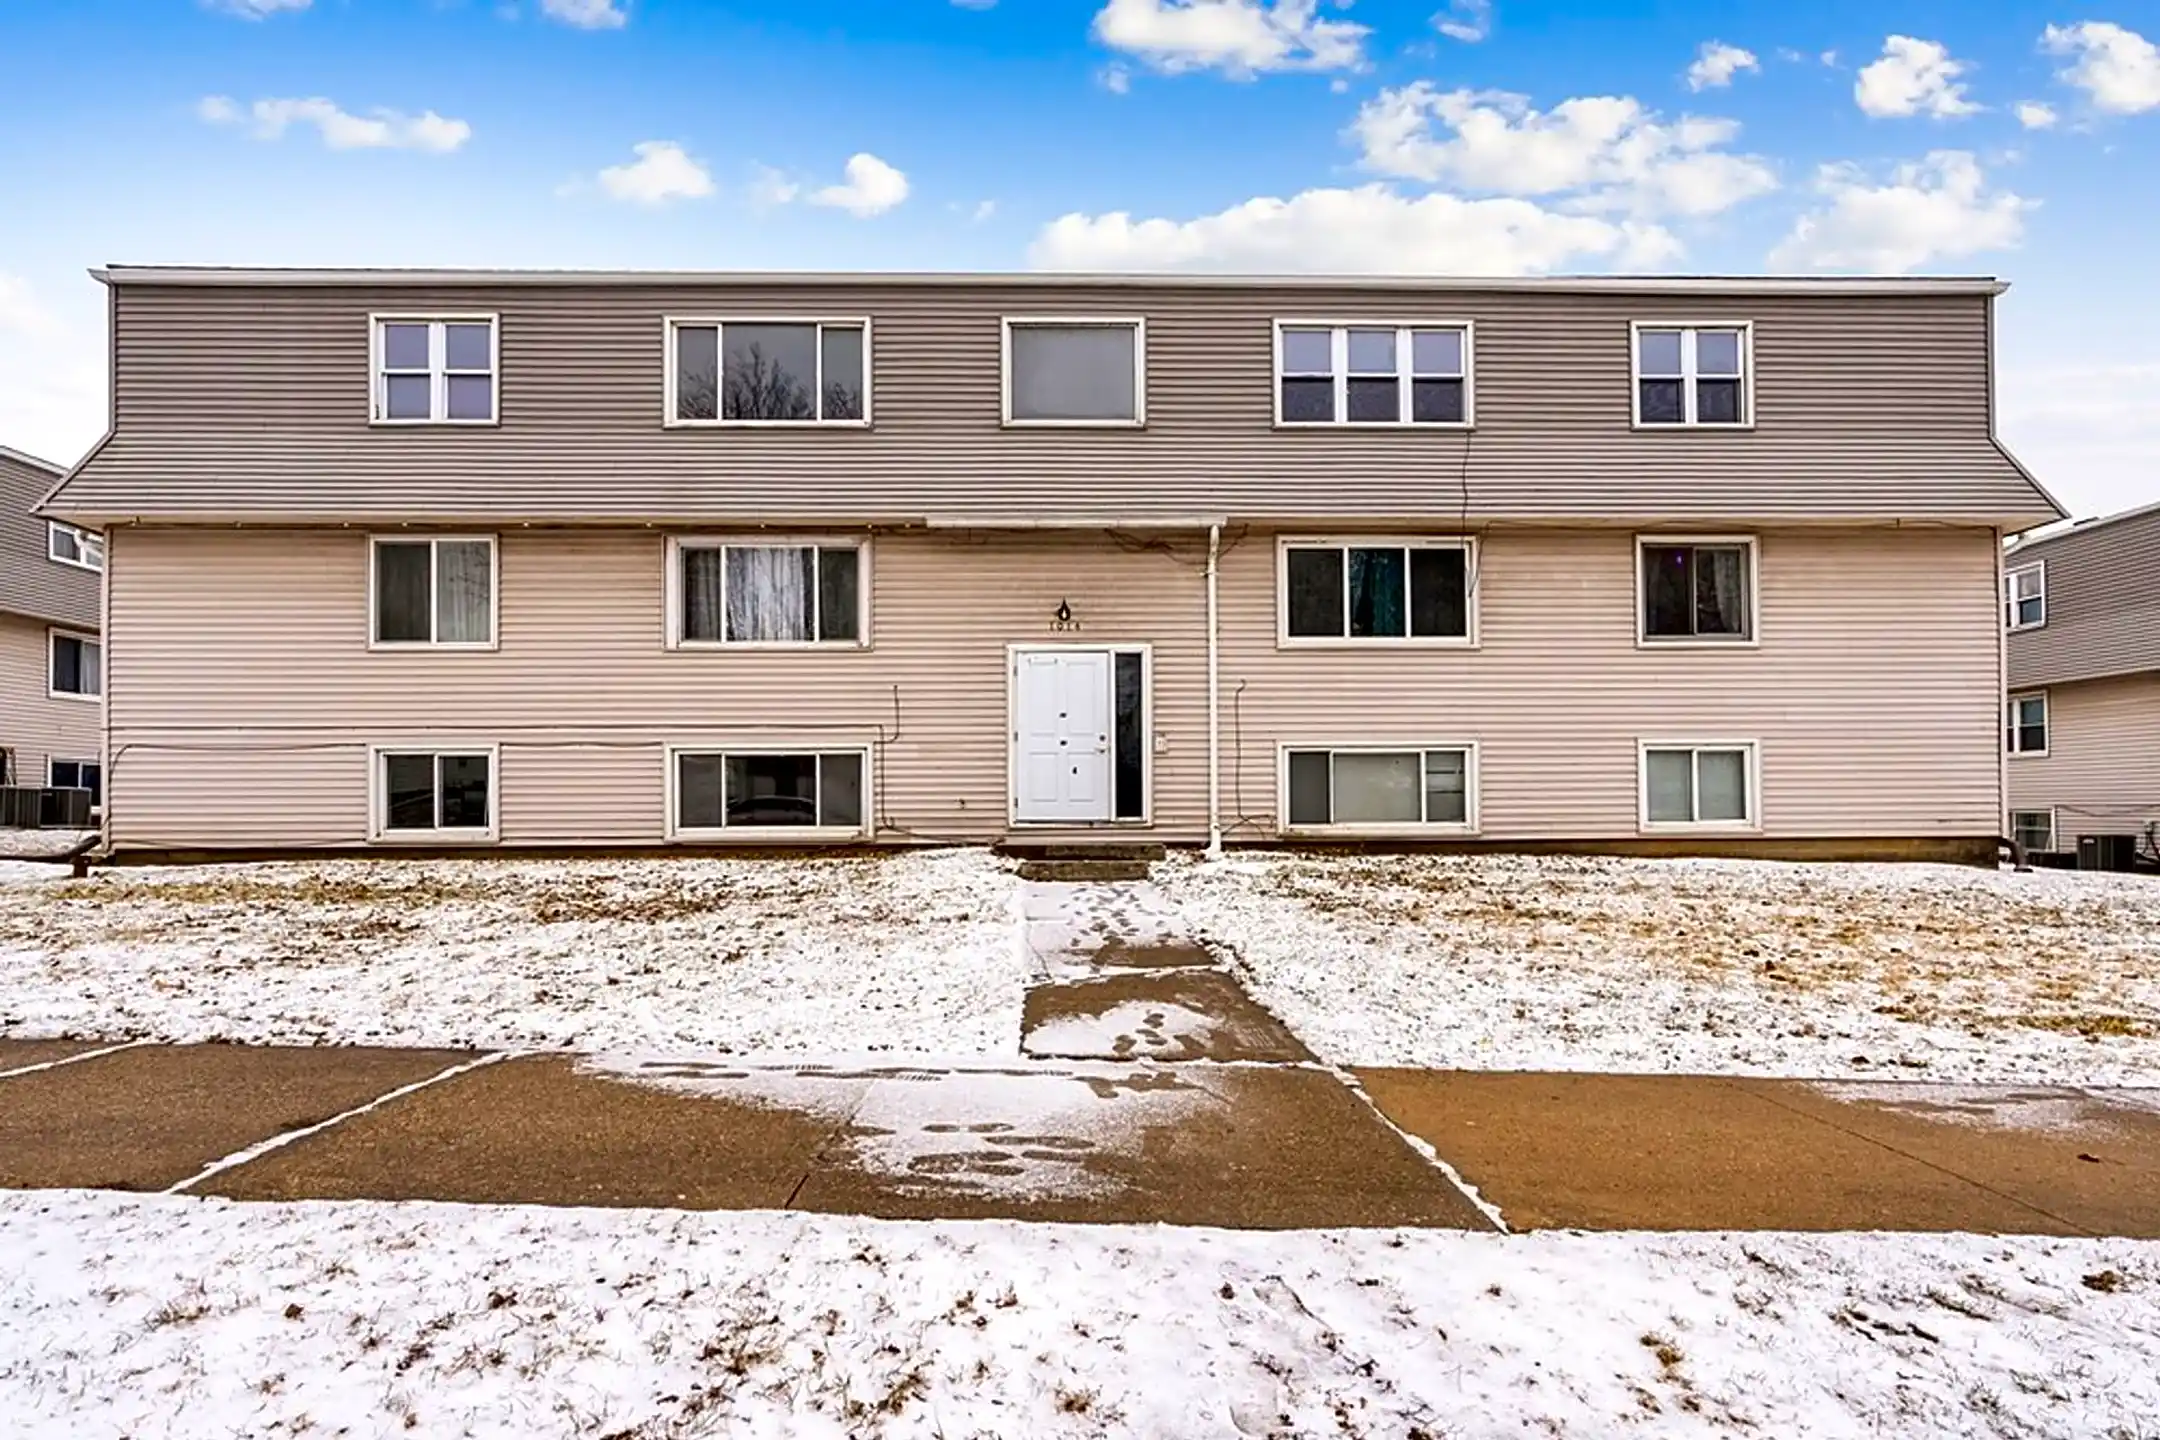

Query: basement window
<box><xmin>375</xmin><ymin>749</ymin><xmax>496</xmax><ymax>841</ymax></box>
<box><xmin>1284</xmin><ymin>746</ymin><xmax>1475</xmax><ymax>832</ymax></box>
<box><xmin>671</xmin><ymin>749</ymin><xmax>869</xmax><ymax>838</ymax></box>
<box><xmin>1641</xmin><ymin>743</ymin><xmax>1756</xmax><ymax>828</ymax></box>
<box><xmin>2011</xmin><ymin>809</ymin><xmax>2056</xmax><ymax>854</ymax></box>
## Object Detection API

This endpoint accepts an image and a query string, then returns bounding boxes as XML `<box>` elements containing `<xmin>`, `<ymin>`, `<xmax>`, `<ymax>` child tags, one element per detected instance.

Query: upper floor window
<box><xmin>1003</xmin><ymin>318</ymin><xmax>1145</xmax><ymax>426</ymax></box>
<box><xmin>373</xmin><ymin>316</ymin><xmax>498</xmax><ymax>425</ymax></box>
<box><xmin>1639</xmin><ymin>537</ymin><xmax>1755</xmax><ymax>644</ymax></box>
<box><xmin>1633</xmin><ymin>323</ymin><xmax>1750</xmax><ymax>428</ymax></box>
<box><xmin>2005</xmin><ymin>562</ymin><xmax>2045</xmax><ymax>631</ymax></box>
<box><xmin>371</xmin><ymin>536</ymin><xmax>497</xmax><ymax>649</ymax></box>
<box><xmin>49</xmin><ymin>629</ymin><xmax>102</xmax><ymax>700</ymax></box>
<box><xmin>48</xmin><ymin>522</ymin><xmax>103</xmax><ymax>573</ymax></box>
<box><xmin>2007</xmin><ymin>692</ymin><xmax>2048</xmax><ymax>756</ymax></box>
<box><xmin>1280</xmin><ymin>538</ymin><xmax>1473</xmax><ymax>644</ymax></box>
<box><xmin>669</xmin><ymin>538</ymin><xmax>866</xmax><ymax>648</ymax></box>
<box><xmin>668</xmin><ymin>320</ymin><xmax>868</xmax><ymax>425</ymax></box>
<box><xmin>1276</xmin><ymin>323</ymin><xmax>1471</xmax><ymax>426</ymax></box>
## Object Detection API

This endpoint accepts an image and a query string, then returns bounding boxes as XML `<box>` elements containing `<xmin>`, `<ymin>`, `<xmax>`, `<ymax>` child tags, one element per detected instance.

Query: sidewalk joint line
<box><xmin>0</xmin><ymin>1038</ymin><xmax>155</xmax><ymax>1081</ymax></box>
<box><xmin>161</xmin><ymin>1049</ymin><xmax>520</xmax><ymax>1197</ymax></box>
<box><xmin>1733</xmin><ymin>1082</ymin><xmax>2097</xmax><ymax>1237</ymax></box>
<box><xmin>1327</xmin><ymin>1064</ymin><xmax>1510</xmax><ymax>1235</ymax></box>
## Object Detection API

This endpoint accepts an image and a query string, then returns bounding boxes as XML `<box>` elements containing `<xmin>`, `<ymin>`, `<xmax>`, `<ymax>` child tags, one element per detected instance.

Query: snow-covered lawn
<box><xmin>2</xmin><ymin>1191</ymin><xmax>2155</xmax><ymax>1439</ymax></box>
<box><xmin>1162</xmin><ymin>853</ymin><xmax>2160</xmax><ymax>1085</ymax></box>
<box><xmin>0</xmin><ymin>852</ymin><xmax>1022</xmax><ymax>1054</ymax></box>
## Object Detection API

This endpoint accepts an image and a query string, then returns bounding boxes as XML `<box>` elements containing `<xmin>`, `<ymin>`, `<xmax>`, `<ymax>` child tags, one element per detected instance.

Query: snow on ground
<box><xmin>1160</xmin><ymin>852</ymin><xmax>2160</xmax><ymax>1085</ymax></box>
<box><xmin>0</xmin><ymin>852</ymin><xmax>1023</xmax><ymax>1054</ymax></box>
<box><xmin>2</xmin><ymin>1191</ymin><xmax>2155</xmax><ymax>1440</ymax></box>
<box><xmin>0</xmin><ymin>830</ymin><xmax>95</xmax><ymax>862</ymax></box>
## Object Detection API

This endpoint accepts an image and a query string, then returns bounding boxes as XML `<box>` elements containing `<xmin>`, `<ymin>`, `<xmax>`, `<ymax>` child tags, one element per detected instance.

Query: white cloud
<box><xmin>540</xmin><ymin>0</ymin><xmax>627</xmax><ymax>28</ymax></box>
<box><xmin>199</xmin><ymin>95</ymin><xmax>472</xmax><ymax>152</ymax></box>
<box><xmin>596</xmin><ymin>141</ymin><xmax>714</xmax><ymax>205</ymax></box>
<box><xmin>809</xmin><ymin>153</ymin><xmax>911</xmax><ymax>217</ymax></box>
<box><xmin>2043</xmin><ymin>21</ymin><xmax>2160</xmax><ymax>114</ymax></box>
<box><xmin>748</xmin><ymin>165</ymin><xmax>802</xmax><ymax>210</ymax></box>
<box><xmin>1091</xmin><ymin>0</ymin><xmax>1367</xmax><ymax>77</ymax></box>
<box><xmin>203</xmin><ymin>0</ymin><xmax>311</xmax><ymax>17</ymax></box>
<box><xmin>2015</xmin><ymin>100</ymin><xmax>2059</xmax><ymax>129</ymax></box>
<box><xmin>1854</xmin><ymin>35</ymin><xmax>1980</xmax><ymax>118</ymax></box>
<box><xmin>1686</xmin><ymin>41</ymin><xmax>1759</xmax><ymax>91</ymax></box>
<box><xmin>0</xmin><ymin>273</ymin><xmax>106</xmax><ymax>470</ymax></box>
<box><xmin>1769</xmin><ymin>151</ymin><xmax>2032</xmax><ymax>273</ymax></box>
<box><xmin>1030</xmin><ymin>184</ymin><xmax>1679</xmax><ymax>275</ymax></box>
<box><xmin>971</xmin><ymin>199</ymin><xmax>998</xmax><ymax>223</ymax></box>
<box><xmin>1433</xmin><ymin>0</ymin><xmax>1491</xmax><ymax>44</ymax></box>
<box><xmin>2000</xmin><ymin>360</ymin><xmax>2160</xmax><ymax>516</ymax></box>
<box><xmin>1100</xmin><ymin>62</ymin><xmax>1134</xmax><ymax>93</ymax></box>
<box><xmin>1350</xmin><ymin>84</ymin><xmax>1776</xmax><ymax>217</ymax></box>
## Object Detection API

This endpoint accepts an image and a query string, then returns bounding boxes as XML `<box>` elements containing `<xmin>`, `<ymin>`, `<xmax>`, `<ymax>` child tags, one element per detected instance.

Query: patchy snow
<box><xmin>583</xmin><ymin>1055</ymin><xmax>1208</xmax><ymax>1201</ymax></box>
<box><xmin>1810</xmin><ymin>1083</ymin><xmax>2139</xmax><ymax>1136</ymax></box>
<box><xmin>1019</xmin><ymin>877</ymin><xmax>1196</xmax><ymax>977</ymax></box>
<box><xmin>1160</xmin><ymin>852</ymin><xmax>2160</xmax><ymax>1085</ymax></box>
<box><xmin>3</xmin><ymin>1190</ymin><xmax>2157</xmax><ymax>1438</ymax></box>
<box><xmin>0</xmin><ymin>830</ymin><xmax>96</xmax><ymax>863</ymax></box>
<box><xmin>1023</xmin><ymin>999</ymin><xmax>1227</xmax><ymax>1060</ymax></box>
<box><xmin>0</xmin><ymin>852</ymin><xmax>1024</xmax><ymax>1055</ymax></box>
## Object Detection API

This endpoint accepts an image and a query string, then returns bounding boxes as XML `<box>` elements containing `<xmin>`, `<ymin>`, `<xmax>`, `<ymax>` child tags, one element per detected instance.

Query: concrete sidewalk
<box><xmin>6</xmin><ymin>1036</ymin><xmax>2158</xmax><ymax>1234</ymax></box>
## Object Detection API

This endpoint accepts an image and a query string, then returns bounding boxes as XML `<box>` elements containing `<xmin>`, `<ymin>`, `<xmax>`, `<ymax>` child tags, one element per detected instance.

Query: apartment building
<box><xmin>2004</xmin><ymin>501</ymin><xmax>2160</xmax><ymax>865</ymax></box>
<box><xmin>36</xmin><ymin>268</ymin><xmax>2060</xmax><ymax>860</ymax></box>
<box><xmin>2</xmin><ymin>444</ymin><xmax>102</xmax><ymax>814</ymax></box>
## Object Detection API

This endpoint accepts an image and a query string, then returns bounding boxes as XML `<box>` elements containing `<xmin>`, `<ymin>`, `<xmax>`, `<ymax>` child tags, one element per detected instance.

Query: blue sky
<box><xmin>2</xmin><ymin>0</ymin><xmax>2157</xmax><ymax>516</ymax></box>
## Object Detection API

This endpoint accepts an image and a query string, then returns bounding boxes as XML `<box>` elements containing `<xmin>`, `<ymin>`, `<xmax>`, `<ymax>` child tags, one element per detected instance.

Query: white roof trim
<box><xmin>2007</xmin><ymin>494</ymin><xmax>2160</xmax><ymax>551</ymax></box>
<box><xmin>0</xmin><ymin>444</ymin><xmax>65</xmax><ymax>475</ymax></box>
<box><xmin>922</xmin><ymin>514</ymin><xmax>1229</xmax><ymax>530</ymax></box>
<box><xmin>90</xmin><ymin>267</ymin><xmax>2011</xmax><ymax>297</ymax></box>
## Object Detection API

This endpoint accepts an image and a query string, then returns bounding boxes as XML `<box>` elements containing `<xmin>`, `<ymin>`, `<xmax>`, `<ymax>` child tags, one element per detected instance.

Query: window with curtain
<box><xmin>1643</xmin><ymin>745</ymin><xmax>1753</xmax><ymax>826</ymax></box>
<box><xmin>1005</xmin><ymin>321</ymin><xmax>1142</xmax><ymax>423</ymax></box>
<box><xmin>1282</xmin><ymin>541</ymin><xmax>1471</xmax><ymax>641</ymax></box>
<box><xmin>677</xmin><ymin>541</ymin><xmax>863</xmax><ymax>645</ymax></box>
<box><xmin>2004</xmin><ymin>563</ymin><xmax>2045</xmax><ymax>630</ymax></box>
<box><xmin>371</xmin><ymin>537</ymin><xmax>495</xmax><ymax>646</ymax></box>
<box><xmin>47</xmin><ymin>522</ymin><xmax>104</xmax><ymax>572</ymax></box>
<box><xmin>49</xmin><ymin>631</ymin><xmax>101</xmax><ymax>698</ymax></box>
<box><xmin>1285</xmin><ymin>747</ymin><xmax>1472</xmax><ymax>829</ymax></box>
<box><xmin>1640</xmin><ymin>540</ymin><xmax>1753</xmax><ymax>642</ymax></box>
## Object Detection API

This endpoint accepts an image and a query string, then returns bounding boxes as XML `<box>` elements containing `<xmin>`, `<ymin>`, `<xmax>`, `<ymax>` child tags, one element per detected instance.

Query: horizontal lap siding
<box><xmin>0</xmin><ymin>614</ymin><xmax>101</xmax><ymax>786</ymax></box>
<box><xmin>105</xmin><ymin>527</ymin><xmax>1210</xmax><ymax>849</ymax></box>
<box><xmin>2007</xmin><ymin>508</ymin><xmax>2160</xmax><ymax>687</ymax></box>
<box><xmin>0</xmin><ymin>452</ymin><xmax>101</xmax><ymax>629</ymax></box>
<box><xmin>2006</xmin><ymin>675</ymin><xmax>2160</xmax><ymax>848</ymax></box>
<box><xmin>1219</xmin><ymin>527</ymin><xmax>2003</xmax><ymax>839</ymax></box>
<box><xmin>61</xmin><ymin>283</ymin><xmax>2052</xmax><ymax>526</ymax></box>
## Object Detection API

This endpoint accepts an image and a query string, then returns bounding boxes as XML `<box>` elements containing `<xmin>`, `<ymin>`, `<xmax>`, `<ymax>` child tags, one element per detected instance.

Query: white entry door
<box><xmin>1013</xmin><ymin>650</ymin><xmax>1113</xmax><ymax>823</ymax></box>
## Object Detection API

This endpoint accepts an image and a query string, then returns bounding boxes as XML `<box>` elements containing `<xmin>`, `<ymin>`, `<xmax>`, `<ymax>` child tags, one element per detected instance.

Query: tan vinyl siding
<box><xmin>106</xmin><ymin>523</ymin><xmax>2001</xmax><ymax>850</ymax></box>
<box><xmin>2006</xmin><ymin>505</ymin><xmax>2160</xmax><ymax>688</ymax></box>
<box><xmin>104</xmin><ymin>527</ymin><xmax>1210</xmax><ymax>849</ymax></box>
<box><xmin>1</xmin><ymin>449</ymin><xmax>101</xmax><ymax>630</ymax></box>
<box><xmin>0</xmin><ymin>614</ymin><xmax>102</xmax><ymax>787</ymax></box>
<box><xmin>54</xmin><ymin>281</ymin><xmax>2053</xmax><ymax>528</ymax></box>
<box><xmin>1220</xmin><ymin>526</ymin><xmax>2003</xmax><ymax>840</ymax></box>
<box><xmin>2006</xmin><ymin>674</ymin><xmax>2160</xmax><ymax>852</ymax></box>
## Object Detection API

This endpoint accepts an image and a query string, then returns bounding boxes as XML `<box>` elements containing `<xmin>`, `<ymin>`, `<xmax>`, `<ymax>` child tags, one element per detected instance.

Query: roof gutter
<box><xmin>89</xmin><ymin>266</ymin><xmax>2012</xmax><ymax>298</ymax></box>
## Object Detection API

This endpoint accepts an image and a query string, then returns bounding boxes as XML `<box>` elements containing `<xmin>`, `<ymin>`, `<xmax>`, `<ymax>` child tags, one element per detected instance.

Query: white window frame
<box><xmin>1630</xmin><ymin>320</ymin><xmax>1754</xmax><ymax>430</ymax></box>
<box><xmin>2007</xmin><ymin>691</ymin><xmax>2049</xmax><ymax>758</ymax></box>
<box><xmin>369</xmin><ymin>313</ymin><xmax>500</xmax><ymax>427</ymax></box>
<box><xmin>1271</xmin><ymin>319</ymin><xmax>1476</xmax><ymax>428</ymax></box>
<box><xmin>2004</xmin><ymin>561</ymin><xmax>2046</xmax><ymax>632</ymax></box>
<box><xmin>660</xmin><ymin>316</ymin><xmax>873</xmax><ymax>429</ymax></box>
<box><xmin>367</xmin><ymin>535</ymin><xmax>500</xmax><ymax>652</ymax></box>
<box><xmin>663</xmin><ymin>535</ymin><xmax>872</xmax><ymax>651</ymax></box>
<box><xmin>664</xmin><ymin>743</ymin><xmax>875</xmax><ymax>842</ymax></box>
<box><xmin>367</xmin><ymin>744</ymin><xmax>501</xmax><ymax>844</ymax></box>
<box><xmin>1276</xmin><ymin>741</ymin><xmax>1480</xmax><ymax>837</ymax></box>
<box><xmin>1634</xmin><ymin>534</ymin><xmax>1761</xmax><ymax>649</ymax></box>
<box><xmin>2011</xmin><ymin>808</ymin><xmax>2057</xmax><ymax>854</ymax></box>
<box><xmin>46</xmin><ymin>627</ymin><xmax>101</xmax><ymax>702</ymax></box>
<box><xmin>1637</xmin><ymin>740</ymin><xmax>1762</xmax><ymax>832</ymax></box>
<box><xmin>48</xmin><ymin>757</ymin><xmax>103</xmax><ymax>813</ymax></box>
<box><xmin>47</xmin><ymin>521</ymin><xmax>104</xmax><ymax>572</ymax></box>
<box><xmin>1275</xmin><ymin>535</ymin><xmax>1479</xmax><ymax>649</ymax></box>
<box><xmin>1000</xmin><ymin>316</ymin><xmax>1148</xmax><ymax>428</ymax></box>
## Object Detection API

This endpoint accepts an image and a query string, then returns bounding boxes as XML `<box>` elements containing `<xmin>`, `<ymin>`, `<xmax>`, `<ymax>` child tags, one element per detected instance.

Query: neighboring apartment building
<box><xmin>1</xmin><ymin>444</ymin><xmax>103</xmax><ymax>809</ymax></box>
<box><xmin>37</xmin><ymin>267</ymin><xmax>2061</xmax><ymax>860</ymax></box>
<box><xmin>2003</xmin><ymin>501</ymin><xmax>2160</xmax><ymax>865</ymax></box>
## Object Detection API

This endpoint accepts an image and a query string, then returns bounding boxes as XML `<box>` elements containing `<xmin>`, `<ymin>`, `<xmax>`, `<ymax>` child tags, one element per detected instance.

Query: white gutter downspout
<box><xmin>1997</xmin><ymin>526</ymin><xmax>2012</xmax><ymax>865</ymax></box>
<box><xmin>1206</xmin><ymin>523</ymin><xmax>1224</xmax><ymax>859</ymax></box>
